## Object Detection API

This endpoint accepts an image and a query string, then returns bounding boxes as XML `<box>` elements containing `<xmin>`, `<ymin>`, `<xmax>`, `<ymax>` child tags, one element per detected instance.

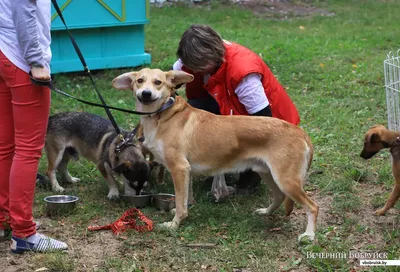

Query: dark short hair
<box><xmin>177</xmin><ymin>24</ymin><xmax>225</xmax><ymax>71</ymax></box>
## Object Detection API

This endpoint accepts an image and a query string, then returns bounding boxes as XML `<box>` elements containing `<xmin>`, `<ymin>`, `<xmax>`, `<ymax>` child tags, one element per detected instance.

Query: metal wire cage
<box><xmin>385</xmin><ymin>49</ymin><xmax>400</xmax><ymax>131</ymax></box>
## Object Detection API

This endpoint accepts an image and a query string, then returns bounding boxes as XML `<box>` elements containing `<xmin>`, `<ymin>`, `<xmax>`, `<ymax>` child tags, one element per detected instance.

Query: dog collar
<box><xmin>391</xmin><ymin>136</ymin><xmax>400</xmax><ymax>147</ymax></box>
<box><xmin>156</xmin><ymin>96</ymin><xmax>176</xmax><ymax>114</ymax></box>
<box><xmin>142</xmin><ymin>95</ymin><xmax>176</xmax><ymax>118</ymax></box>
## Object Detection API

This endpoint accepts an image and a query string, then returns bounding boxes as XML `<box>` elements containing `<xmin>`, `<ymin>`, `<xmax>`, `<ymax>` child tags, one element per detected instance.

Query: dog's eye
<box><xmin>154</xmin><ymin>80</ymin><xmax>162</xmax><ymax>86</ymax></box>
<box><xmin>137</xmin><ymin>78</ymin><xmax>144</xmax><ymax>84</ymax></box>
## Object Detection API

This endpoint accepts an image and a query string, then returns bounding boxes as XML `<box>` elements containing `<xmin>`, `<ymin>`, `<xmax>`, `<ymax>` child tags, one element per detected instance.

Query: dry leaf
<box><xmin>35</xmin><ymin>268</ymin><xmax>50</xmax><ymax>272</ymax></box>
<box><xmin>269</xmin><ymin>227</ymin><xmax>282</xmax><ymax>232</ymax></box>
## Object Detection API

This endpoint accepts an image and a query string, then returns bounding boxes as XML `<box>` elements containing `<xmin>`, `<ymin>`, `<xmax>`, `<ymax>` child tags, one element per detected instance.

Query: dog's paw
<box><xmin>374</xmin><ymin>208</ymin><xmax>386</xmax><ymax>216</ymax></box>
<box><xmin>107</xmin><ymin>188</ymin><xmax>120</xmax><ymax>200</ymax></box>
<box><xmin>298</xmin><ymin>232</ymin><xmax>315</xmax><ymax>244</ymax></box>
<box><xmin>67</xmin><ymin>177</ymin><xmax>80</xmax><ymax>184</ymax></box>
<box><xmin>159</xmin><ymin>221</ymin><xmax>179</xmax><ymax>230</ymax></box>
<box><xmin>254</xmin><ymin>208</ymin><xmax>269</xmax><ymax>216</ymax></box>
<box><xmin>52</xmin><ymin>185</ymin><xmax>65</xmax><ymax>193</ymax></box>
<box><xmin>188</xmin><ymin>198</ymin><xmax>196</xmax><ymax>206</ymax></box>
<box><xmin>170</xmin><ymin>208</ymin><xmax>176</xmax><ymax>216</ymax></box>
<box><xmin>228</xmin><ymin>186</ymin><xmax>236</xmax><ymax>195</ymax></box>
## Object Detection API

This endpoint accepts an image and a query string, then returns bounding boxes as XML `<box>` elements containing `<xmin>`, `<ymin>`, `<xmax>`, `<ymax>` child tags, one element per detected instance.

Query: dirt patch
<box><xmin>353</xmin><ymin>182</ymin><xmax>399</xmax><ymax>239</ymax></box>
<box><xmin>233</xmin><ymin>0</ymin><xmax>335</xmax><ymax>19</ymax></box>
<box><xmin>343</xmin><ymin>183</ymin><xmax>399</xmax><ymax>270</ymax></box>
<box><xmin>68</xmin><ymin>232</ymin><xmax>123</xmax><ymax>270</ymax></box>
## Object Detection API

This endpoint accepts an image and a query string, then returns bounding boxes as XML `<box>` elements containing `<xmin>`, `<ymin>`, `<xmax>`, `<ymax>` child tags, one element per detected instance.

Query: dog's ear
<box><xmin>165</xmin><ymin>70</ymin><xmax>194</xmax><ymax>87</ymax></box>
<box><xmin>366</xmin><ymin>133</ymin><xmax>380</xmax><ymax>145</ymax></box>
<box><xmin>113</xmin><ymin>161</ymin><xmax>132</xmax><ymax>172</ymax></box>
<box><xmin>112</xmin><ymin>72</ymin><xmax>137</xmax><ymax>90</ymax></box>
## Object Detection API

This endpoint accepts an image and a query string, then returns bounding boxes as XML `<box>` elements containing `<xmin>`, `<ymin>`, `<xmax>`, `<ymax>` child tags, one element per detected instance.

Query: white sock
<box><xmin>26</xmin><ymin>233</ymin><xmax>42</xmax><ymax>244</ymax></box>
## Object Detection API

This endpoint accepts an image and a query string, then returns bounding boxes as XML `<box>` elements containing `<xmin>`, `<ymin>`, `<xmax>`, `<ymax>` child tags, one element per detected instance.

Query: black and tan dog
<box><xmin>112</xmin><ymin>68</ymin><xmax>319</xmax><ymax>241</ymax></box>
<box><xmin>360</xmin><ymin>124</ymin><xmax>400</xmax><ymax>215</ymax></box>
<box><xmin>44</xmin><ymin>112</ymin><xmax>150</xmax><ymax>199</ymax></box>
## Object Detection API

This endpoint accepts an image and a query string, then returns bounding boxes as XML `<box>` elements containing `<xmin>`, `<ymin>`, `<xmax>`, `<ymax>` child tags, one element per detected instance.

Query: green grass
<box><xmin>29</xmin><ymin>0</ymin><xmax>400</xmax><ymax>271</ymax></box>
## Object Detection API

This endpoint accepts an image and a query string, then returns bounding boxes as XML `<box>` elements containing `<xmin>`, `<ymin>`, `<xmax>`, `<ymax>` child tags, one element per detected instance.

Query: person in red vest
<box><xmin>173</xmin><ymin>24</ymin><xmax>300</xmax><ymax>195</ymax></box>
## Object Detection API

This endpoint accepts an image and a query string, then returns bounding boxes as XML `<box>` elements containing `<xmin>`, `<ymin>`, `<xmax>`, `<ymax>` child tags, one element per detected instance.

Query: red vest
<box><xmin>183</xmin><ymin>42</ymin><xmax>300</xmax><ymax>125</ymax></box>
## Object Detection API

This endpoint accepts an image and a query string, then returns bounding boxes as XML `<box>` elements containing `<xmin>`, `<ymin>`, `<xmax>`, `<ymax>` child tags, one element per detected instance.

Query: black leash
<box><xmin>31</xmin><ymin>0</ymin><xmax>176</xmax><ymax>156</ymax></box>
<box><xmin>29</xmin><ymin>74</ymin><xmax>176</xmax><ymax>115</ymax></box>
<box><xmin>51</xmin><ymin>0</ymin><xmax>123</xmax><ymax>134</ymax></box>
<box><xmin>42</xmin><ymin>1</ymin><xmax>176</xmax><ymax>121</ymax></box>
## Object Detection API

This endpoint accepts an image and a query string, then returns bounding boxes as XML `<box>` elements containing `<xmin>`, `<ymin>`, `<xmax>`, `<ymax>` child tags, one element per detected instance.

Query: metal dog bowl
<box><xmin>123</xmin><ymin>191</ymin><xmax>152</xmax><ymax>208</ymax></box>
<box><xmin>44</xmin><ymin>195</ymin><xmax>79</xmax><ymax>216</ymax></box>
<box><xmin>153</xmin><ymin>193</ymin><xmax>175</xmax><ymax>212</ymax></box>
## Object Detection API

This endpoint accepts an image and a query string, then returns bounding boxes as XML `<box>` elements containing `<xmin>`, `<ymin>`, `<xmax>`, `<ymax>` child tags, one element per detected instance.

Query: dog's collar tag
<box><xmin>115</xmin><ymin>127</ymin><xmax>139</xmax><ymax>158</ymax></box>
<box><xmin>115</xmin><ymin>134</ymin><xmax>126</xmax><ymax>157</ymax></box>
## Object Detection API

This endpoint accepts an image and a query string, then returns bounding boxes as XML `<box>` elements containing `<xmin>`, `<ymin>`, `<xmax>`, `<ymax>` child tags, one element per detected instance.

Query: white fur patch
<box><xmin>142</xmin><ymin>120</ymin><xmax>166</xmax><ymax>164</ymax></box>
<box><xmin>123</xmin><ymin>177</ymin><xmax>137</xmax><ymax>196</ymax></box>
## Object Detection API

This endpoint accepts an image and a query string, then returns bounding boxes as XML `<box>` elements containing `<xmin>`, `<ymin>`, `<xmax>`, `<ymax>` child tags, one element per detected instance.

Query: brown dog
<box><xmin>360</xmin><ymin>124</ymin><xmax>400</xmax><ymax>215</ymax></box>
<box><xmin>112</xmin><ymin>68</ymin><xmax>319</xmax><ymax>241</ymax></box>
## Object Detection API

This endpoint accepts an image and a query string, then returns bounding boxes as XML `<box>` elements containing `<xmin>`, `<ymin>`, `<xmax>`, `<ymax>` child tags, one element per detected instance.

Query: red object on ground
<box><xmin>87</xmin><ymin>208</ymin><xmax>153</xmax><ymax>235</ymax></box>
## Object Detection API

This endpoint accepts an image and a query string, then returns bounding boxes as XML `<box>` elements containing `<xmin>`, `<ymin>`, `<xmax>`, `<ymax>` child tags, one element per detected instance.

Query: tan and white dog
<box><xmin>112</xmin><ymin>68</ymin><xmax>319</xmax><ymax>241</ymax></box>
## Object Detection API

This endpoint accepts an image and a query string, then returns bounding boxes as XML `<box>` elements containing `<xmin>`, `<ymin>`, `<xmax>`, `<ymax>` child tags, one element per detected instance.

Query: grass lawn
<box><xmin>2</xmin><ymin>0</ymin><xmax>399</xmax><ymax>271</ymax></box>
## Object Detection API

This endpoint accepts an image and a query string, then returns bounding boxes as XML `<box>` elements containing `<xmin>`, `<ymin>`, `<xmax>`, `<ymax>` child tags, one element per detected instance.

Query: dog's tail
<box><xmin>304</xmin><ymin>133</ymin><xmax>314</xmax><ymax>172</ymax></box>
<box><xmin>284</xmin><ymin>131</ymin><xmax>314</xmax><ymax>217</ymax></box>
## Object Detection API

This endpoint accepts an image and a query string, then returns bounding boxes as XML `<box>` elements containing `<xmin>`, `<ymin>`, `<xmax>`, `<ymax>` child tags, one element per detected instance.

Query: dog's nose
<box><xmin>141</xmin><ymin>90</ymin><xmax>152</xmax><ymax>99</ymax></box>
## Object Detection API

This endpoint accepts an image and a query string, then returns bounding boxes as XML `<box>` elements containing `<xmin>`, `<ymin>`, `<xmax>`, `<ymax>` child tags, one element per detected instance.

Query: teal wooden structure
<box><xmin>50</xmin><ymin>0</ymin><xmax>151</xmax><ymax>74</ymax></box>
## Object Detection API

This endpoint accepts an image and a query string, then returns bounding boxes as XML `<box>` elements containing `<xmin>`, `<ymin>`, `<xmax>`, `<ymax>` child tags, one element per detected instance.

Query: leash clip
<box><xmin>84</xmin><ymin>66</ymin><xmax>91</xmax><ymax>74</ymax></box>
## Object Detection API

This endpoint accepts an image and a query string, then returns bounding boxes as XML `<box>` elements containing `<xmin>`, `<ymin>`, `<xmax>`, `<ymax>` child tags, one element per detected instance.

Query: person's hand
<box><xmin>31</xmin><ymin>66</ymin><xmax>50</xmax><ymax>81</ymax></box>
